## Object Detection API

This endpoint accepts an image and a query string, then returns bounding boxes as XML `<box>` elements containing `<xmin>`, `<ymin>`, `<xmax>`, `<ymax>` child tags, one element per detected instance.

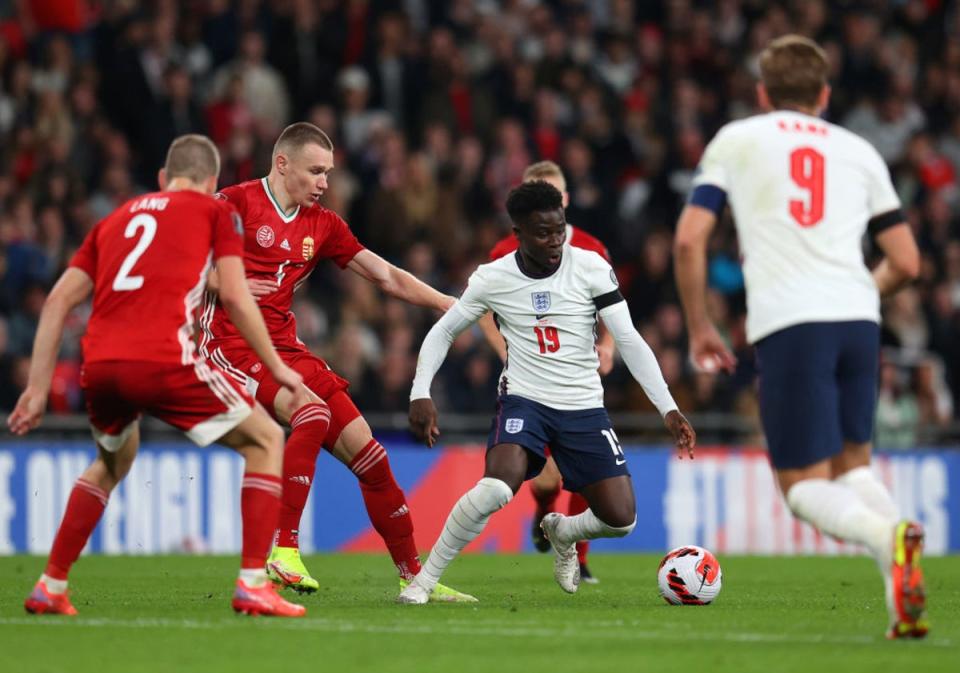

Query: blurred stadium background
<box><xmin>0</xmin><ymin>0</ymin><xmax>958</xmax><ymax>557</ymax></box>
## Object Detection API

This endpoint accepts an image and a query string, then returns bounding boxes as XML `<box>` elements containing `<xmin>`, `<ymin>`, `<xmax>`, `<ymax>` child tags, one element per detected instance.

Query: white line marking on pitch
<box><xmin>0</xmin><ymin>617</ymin><xmax>951</xmax><ymax>648</ymax></box>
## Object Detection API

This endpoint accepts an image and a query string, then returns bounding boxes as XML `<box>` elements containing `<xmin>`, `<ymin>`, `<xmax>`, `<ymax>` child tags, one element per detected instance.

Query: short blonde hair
<box><xmin>759</xmin><ymin>34</ymin><xmax>829</xmax><ymax>110</ymax></box>
<box><xmin>522</xmin><ymin>160</ymin><xmax>566</xmax><ymax>190</ymax></box>
<box><xmin>164</xmin><ymin>134</ymin><xmax>220</xmax><ymax>183</ymax></box>
<box><xmin>273</xmin><ymin>122</ymin><xmax>334</xmax><ymax>161</ymax></box>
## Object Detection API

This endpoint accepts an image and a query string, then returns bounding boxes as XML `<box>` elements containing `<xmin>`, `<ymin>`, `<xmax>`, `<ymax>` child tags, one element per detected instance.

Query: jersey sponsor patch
<box><xmin>505</xmin><ymin>418</ymin><xmax>524</xmax><ymax>434</ymax></box>
<box><xmin>531</xmin><ymin>291</ymin><xmax>551</xmax><ymax>313</ymax></box>
<box><xmin>256</xmin><ymin>225</ymin><xmax>275</xmax><ymax>248</ymax></box>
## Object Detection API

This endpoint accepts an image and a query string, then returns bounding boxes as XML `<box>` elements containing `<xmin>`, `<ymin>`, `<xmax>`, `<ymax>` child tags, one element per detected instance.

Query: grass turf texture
<box><xmin>0</xmin><ymin>554</ymin><xmax>955</xmax><ymax>673</ymax></box>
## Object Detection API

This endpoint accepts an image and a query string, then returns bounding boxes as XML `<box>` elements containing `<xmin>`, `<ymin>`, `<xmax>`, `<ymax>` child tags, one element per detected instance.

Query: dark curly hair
<box><xmin>506</xmin><ymin>180</ymin><xmax>563</xmax><ymax>225</ymax></box>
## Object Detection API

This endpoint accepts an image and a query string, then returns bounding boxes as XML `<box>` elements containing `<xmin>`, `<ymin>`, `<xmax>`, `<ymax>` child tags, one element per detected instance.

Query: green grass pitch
<box><xmin>0</xmin><ymin>554</ymin><xmax>955</xmax><ymax>673</ymax></box>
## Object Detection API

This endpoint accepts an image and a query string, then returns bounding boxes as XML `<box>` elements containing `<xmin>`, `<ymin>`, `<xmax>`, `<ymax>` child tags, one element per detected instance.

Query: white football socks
<box><xmin>553</xmin><ymin>508</ymin><xmax>636</xmax><ymax>545</ymax></box>
<box><xmin>785</xmin><ymin>479</ymin><xmax>895</xmax><ymax>565</ymax></box>
<box><xmin>835</xmin><ymin>466</ymin><xmax>900</xmax><ymax>520</ymax></box>
<box><xmin>40</xmin><ymin>574</ymin><xmax>68</xmax><ymax>594</ymax></box>
<box><xmin>416</xmin><ymin>478</ymin><xmax>513</xmax><ymax>591</ymax></box>
<box><xmin>239</xmin><ymin>568</ymin><xmax>268</xmax><ymax>588</ymax></box>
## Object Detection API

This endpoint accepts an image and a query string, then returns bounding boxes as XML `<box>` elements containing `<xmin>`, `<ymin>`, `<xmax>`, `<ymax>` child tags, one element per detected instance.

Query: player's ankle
<box><xmin>40</xmin><ymin>574</ymin><xmax>68</xmax><ymax>594</ymax></box>
<box><xmin>275</xmin><ymin>529</ymin><xmax>300</xmax><ymax>549</ymax></box>
<box><xmin>239</xmin><ymin>568</ymin><xmax>269</xmax><ymax>588</ymax></box>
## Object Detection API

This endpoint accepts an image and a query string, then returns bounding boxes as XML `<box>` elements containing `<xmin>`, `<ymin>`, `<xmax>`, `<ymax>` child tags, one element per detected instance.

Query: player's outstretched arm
<box><xmin>408</xmin><ymin>305</ymin><xmax>478</xmax><ymax>447</ymax></box>
<box><xmin>8</xmin><ymin>268</ymin><xmax>93</xmax><ymax>435</ymax></box>
<box><xmin>599</xmin><ymin>300</ymin><xmax>697</xmax><ymax>457</ymax></box>
<box><xmin>872</xmin><ymin>222</ymin><xmax>920</xmax><ymax>297</ymax></box>
<box><xmin>347</xmin><ymin>249</ymin><xmax>455</xmax><ymax>312</ymax></box>
<box><xmin>216</xmin><ymin>255</ymin><xmax>304</xmax><ymax>400</ymax></box>
<box><xmin>599</xmin><ymin>300</ymin><xmax>679</xmax><ymax>417</ymax></box>
<box><xmin>673</xmin><ymin>204</ymin><xmax>736</xmax><ymax>373</ymax></box>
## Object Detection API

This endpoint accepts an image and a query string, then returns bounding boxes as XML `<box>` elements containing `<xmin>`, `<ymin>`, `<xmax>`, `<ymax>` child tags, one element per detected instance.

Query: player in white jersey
<box><xmin>673</xmin><ymin>35</ymin><xmax>927</xmax><ymax>639</ymax></box>
<box><xmin>398</xmin><ymin>181</ymin><xmax>695</xmax><ymax>603</ymax></box>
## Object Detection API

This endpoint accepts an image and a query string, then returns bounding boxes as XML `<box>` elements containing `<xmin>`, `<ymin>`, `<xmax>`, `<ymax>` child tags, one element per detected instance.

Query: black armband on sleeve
<box><xmin>593</xmin><ymin>289</ymin><xmax>625</xmax><ymax>310</ymax></box>
<box><xmin>868</xmin><ymin>209</ymin><xmax>905</xmax><ymax>236</ymax></box>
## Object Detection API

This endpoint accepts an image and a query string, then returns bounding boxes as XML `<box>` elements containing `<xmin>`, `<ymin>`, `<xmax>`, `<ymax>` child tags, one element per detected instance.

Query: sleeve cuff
<box><xmin>867</xmin><ymin>209</ymin><xmax>905</xmax><ymax>236</ymax></box>
<box><xmin>688</xmin><ymin>184</ymin><xmax>727</xmax><ymax>216</ymax></box>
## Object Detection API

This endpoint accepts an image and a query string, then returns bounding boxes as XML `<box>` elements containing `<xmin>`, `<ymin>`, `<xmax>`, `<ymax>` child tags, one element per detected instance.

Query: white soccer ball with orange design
<box><xmin>657</xmin><ymin>545</ymin><xmax>722</xmax><ymax>605</ymax></box>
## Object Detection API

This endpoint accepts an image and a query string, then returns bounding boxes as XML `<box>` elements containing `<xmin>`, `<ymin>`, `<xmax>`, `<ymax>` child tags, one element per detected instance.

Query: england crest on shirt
<box><xmin>531</xmin><ymin>291</ymin><xmax>551</xmax><ymax>313</ymax></box>
<box><xmin>505</xmin><ymin>418</ymin><xmax>524</xmax><ymax>434</ymax></box>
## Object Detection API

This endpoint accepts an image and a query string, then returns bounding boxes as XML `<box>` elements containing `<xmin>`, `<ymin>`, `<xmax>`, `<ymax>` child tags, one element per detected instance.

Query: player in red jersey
<box><xmin>478</xmin><ymin>161</ymin><xmax>615</xmax><ymax>584</ymax></box>
<box><xmin>200</xmin><ymin>122</ymin><xmax>474</xmax><ymax>601</ymax></box>
<box><xmin>9</xmin><ymin>135</ymin><xmax>308</xmax><ymax>617</ymax></box>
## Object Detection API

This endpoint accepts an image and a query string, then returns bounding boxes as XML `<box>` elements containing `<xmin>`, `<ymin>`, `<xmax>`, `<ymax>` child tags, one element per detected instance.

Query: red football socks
<box><xmin>241</xmin><ymin>472</ymin><xmax>283</xmax><ymax>569</ymax></box>
<box><xmin>276</xmin><ymin>402</ymin><xmax>331</xmax><ymax>548</ymax></box>
<box><xmin>568</xmin><ymin>492</ymin><xmax>591</xmax><ymax>564</ymax></box>
<box><xmin>349</xmin><ymin>439</ymin><xmax>421</xmax><ymax>579</ymax></box>
<box><xmin>45</xmin><ymin>479</ymin><xmax>109</xmax><ymax>580</ymax></box>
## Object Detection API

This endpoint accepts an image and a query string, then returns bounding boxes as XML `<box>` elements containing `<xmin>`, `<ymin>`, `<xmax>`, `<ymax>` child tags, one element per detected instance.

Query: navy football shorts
<box><xmin>755</xmin><ymin>320</ymin><xmax>879</xmax><ymax>470</ymax></box>
<box><xmin>487</xmin><ymin>394</ymin><xmax>630</xmax><ymax>492</ymax></box>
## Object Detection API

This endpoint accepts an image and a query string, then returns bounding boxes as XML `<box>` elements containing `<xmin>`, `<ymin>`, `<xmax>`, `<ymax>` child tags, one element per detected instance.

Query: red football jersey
<box><xmin>201</xmin><ymin>178</ymin><xmax>364</xmax><ymax>351</ymax></box>
<box><xmin>70</xmin><ymin>190</ymin><xmax>244</xmax><ymax>365</ymax></box>
<box><xmin>488</xmin><ymin>224</ymin><xmax>611</xmax><ymax>262</ymax></box>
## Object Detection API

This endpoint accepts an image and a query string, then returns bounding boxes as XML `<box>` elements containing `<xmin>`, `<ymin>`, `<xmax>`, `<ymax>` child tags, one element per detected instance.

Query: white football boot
<box><xmin>397</xmin><ymin>579</ymin><xmax>431</xmax><ymax>605</ymax></box>
<box><xmin>541</xmin><ymin>513</ymin><xmax>580</xmax><ymax>593</ymax></box>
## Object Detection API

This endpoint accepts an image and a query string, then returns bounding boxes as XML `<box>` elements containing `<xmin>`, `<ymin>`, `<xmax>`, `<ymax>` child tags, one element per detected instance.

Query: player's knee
<box><xmin>605</xmin><ymin>516</ymin><xmax>636</xmax><ymax>537</ymax></box>
<box><xmin>261</xmin><ymin>420</ymin><xmax>285</xmax><ymax>456</ymax></box>
<box><xmin>476</xmin><ymin>477</ymin><xmax>514</xmax><ymax>513</ymax></box>
<box><xmin>600</xmin><ymin>504</ymin><xmax>636</xmax><ymax>531</ymax></box>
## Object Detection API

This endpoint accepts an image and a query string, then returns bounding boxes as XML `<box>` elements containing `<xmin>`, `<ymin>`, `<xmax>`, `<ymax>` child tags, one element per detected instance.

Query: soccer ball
<box><xmin>657</xmin><ymin>545</ymin><xmax>722</xmax><ymax>605</ymax></box>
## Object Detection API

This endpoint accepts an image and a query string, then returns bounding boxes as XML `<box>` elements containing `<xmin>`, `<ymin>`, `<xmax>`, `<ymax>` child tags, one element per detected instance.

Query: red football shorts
<box><xmin>82</xmin><ymin>359</ymin><xmax>254</xmax><ymax>451</ymax></box>
<box><xmin>207</xmin><ymin>344</ymin><xmax>359</xmax><ymax>448</ymax></box>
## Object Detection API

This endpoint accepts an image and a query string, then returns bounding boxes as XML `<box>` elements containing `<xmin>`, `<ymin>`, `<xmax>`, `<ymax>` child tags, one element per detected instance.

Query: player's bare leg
<box><xmin>25</xmin><ymin>427</ymin><xmax>140</xmax><ymax>616</ymax></box>
<box><xmin>219</xmin><ymin>406</ymin><xmax>305</xmax><ymax>617</ymax></box>
<box><xmin>529</xmin><ymin>457</ymin><xmax>561</xmax><ymax>552</ymax></box>
<box><xmin>265</xmin><ymin>384</ymin><xmax>330</xmax><ymax>593</ymax></box>
<box><xmin>540</xmin><ymin>475</ymin><xmax>637</xmax><ymax>594</ymax></box>
<box><xmin>778</xmin><ymin>459</ymin><xmax>927</xmax><ymax>637</ymax></box>
<box><xmin>398</xmin><ymin>443</ymin><xmax>527</xmax><ymax>604</ymax></box>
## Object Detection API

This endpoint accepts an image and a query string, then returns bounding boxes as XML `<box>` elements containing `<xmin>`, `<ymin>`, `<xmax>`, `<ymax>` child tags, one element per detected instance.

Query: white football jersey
<box><xmin>455</xmin><ymin>247</ymin><xmax>621</xmax><ymax>410</ymax></box>
<box><xmin>693</xmin><ymin>110</ymin><xmax>901</xmax><ymax>343</ymax></box>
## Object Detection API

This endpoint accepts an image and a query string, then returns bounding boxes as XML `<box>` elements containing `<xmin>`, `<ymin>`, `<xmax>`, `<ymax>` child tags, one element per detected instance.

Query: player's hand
<box><xmin>688</xmin><ymin>323</ymin><xmax>737</xmax><ymax>374</ymax></box>
<box><xmin>409</xmin><ymin>398</ymin><xmax>440</xmax><ymax>447</ymax></box>
<box><xmin>597</xmin><ymin>342</ymin><xmax>615</xmax><ymax>376</ymax></box>
<box><xmin>7</xmin><ymin>386</ymin><xmax>48</xmax><ymax>436</ymax></box>
<box><xmin>439</xmin><ymin>294</ymin><xmax>456</xmax><ymax>312</ymax></box>
<box><xmin>665</xmin><ymin>409</ymin><xmax>696</xmax><ymax>460</ymax></box>
<box><xmin>248</xmin><ymin>278</ymin><xmax>279</xmax><ymax>299</ymax></box>
<box><xmin>270</xmin><ymin>362</ymin><xmax>304</xmax><ymax>400</ymax></box>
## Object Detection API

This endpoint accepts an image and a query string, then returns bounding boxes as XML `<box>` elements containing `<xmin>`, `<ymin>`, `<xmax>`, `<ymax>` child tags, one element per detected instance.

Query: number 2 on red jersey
<box><xmin>788</xmin><ymin>147</ymin><xmax>824</xmax><ymax>228</ymax></box>
<box><xmin>112</xmin><ymin>214</ymin><xmax>157</xmax><ymax>291</ymax></box>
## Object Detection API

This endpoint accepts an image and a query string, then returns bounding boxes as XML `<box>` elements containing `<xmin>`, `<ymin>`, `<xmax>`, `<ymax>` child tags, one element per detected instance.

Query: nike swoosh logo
<box><xmin>616</xmin><ymin>458</ymin><xmax>626</xmax><ymax>466</ymax></box>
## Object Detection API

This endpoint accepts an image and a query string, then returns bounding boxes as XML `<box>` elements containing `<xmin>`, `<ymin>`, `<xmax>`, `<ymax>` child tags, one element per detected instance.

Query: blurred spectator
<box><xmin>210</xmin><ymin>29</ymin><xmax>290</xmax><ymax>136</ymax></box>
<box><xmin>876</xmin><ymin>360</ymin><xmax>920</xmax><ymax>449</ymax></box>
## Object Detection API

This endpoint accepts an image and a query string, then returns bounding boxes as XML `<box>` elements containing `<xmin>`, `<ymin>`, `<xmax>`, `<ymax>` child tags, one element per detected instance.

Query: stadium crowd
<box><xmin>0</xmin><ymin>0</ymin><xmax>958</xmax><ymax>444</ymax></box>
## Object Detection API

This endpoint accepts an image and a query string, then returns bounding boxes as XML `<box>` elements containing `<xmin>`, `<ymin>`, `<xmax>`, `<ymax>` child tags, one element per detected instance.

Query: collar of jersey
<box><xmin>260</xmin><ymin>177</ymin><xmax>300</xmax><ymax>223</ymax></box>
<box><xmin>514</xmin><ymin>250</ymin><xmax>563</xmax><ymax>279</ymax></box>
